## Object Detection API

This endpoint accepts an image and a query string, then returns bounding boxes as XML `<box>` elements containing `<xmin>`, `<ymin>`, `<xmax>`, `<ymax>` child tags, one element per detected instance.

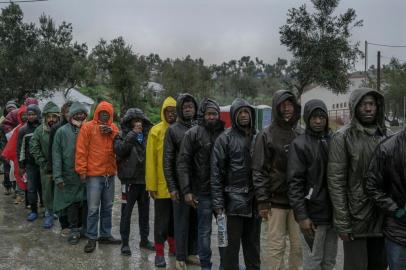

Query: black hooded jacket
<box><xmin>17</xmin><ymin>105</ymin><xmax>41</xmax><ymax>169</ymax></box>
<box><xmin>163</xmin><ymin>93</ymin><xmax>198</xmax><ymax>194</ymax></box>
<box><xmin>211</xmin><ymin>98</ymin><xmax>257</xmax><ymax>217</ymax></box>
<box><xmin>114</xmin><ymin>108</ymin><xmax>152</xmax><ymax>184</ymax></box>
<box><xmin>366</xmin><ymin>130</ymin><xmax>406</xmax><ymax>247</ymax></box>
<box><xmin>252</xmin><ymin>90</ymin><xmax>302</xmax><ymax>210</ymax></box>
<box><xmin>287</xmin><ymin>99</ymin><xmax>332</xmax><ymax>225</ymax></box>
<box><xmin>177</xmin><ymin>98</ymin><xmax>225</xmax><ymax>196</ymax></box>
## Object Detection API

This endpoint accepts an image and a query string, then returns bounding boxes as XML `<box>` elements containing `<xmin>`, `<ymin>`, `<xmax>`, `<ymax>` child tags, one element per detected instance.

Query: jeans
<box><xmin>120</xmin><ymin>184</ymin><xmax>150</xmax><ymax>245</ymax></box>
<box><xmin>26</xmin><ymin>163</ymin><xmax>42</xmax><ymax>213</ymax></box>
<box><xmin>197</xmin><ymin>194</ymin><xmax>213</xmax><ymax>268</ymax></box>
<box><xmin>267</xmin><ymin>208</ymin><xmax>302</xmax><ymax>270</ymax></box>
<box><xmin>86</xmin><ymin>176</ymin><xmax>115</xmax><ymax>240</ymax></box>
<box><xmin>385</xmin><ymin>238</ymin><xmax>406</xmax><ymax>270</ymax></box>
<box><xmin>224</xmin><ymin>215</ymin><xmax>261</xmax><ymax>270</ymax></box>
<box><xmin>343</xmin><ymin>237</ymin><xmax>387</xmax><ymax>270</ymax></box>
<box><xmin>300</xmin><ymin>225</ymin><xmax>338</xmax><ymax>270</ymax></box>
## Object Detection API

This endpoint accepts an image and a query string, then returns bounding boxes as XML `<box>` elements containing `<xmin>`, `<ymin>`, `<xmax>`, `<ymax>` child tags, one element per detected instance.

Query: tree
<box><xmin>280</xmin><ymin>0</ymin><xmax>363</xmax><ymax>98</ymax></box>
<box><xmin>383</xmin><ymin>58</ymin><xmax>406</xmax><ymax>118</ymax></box>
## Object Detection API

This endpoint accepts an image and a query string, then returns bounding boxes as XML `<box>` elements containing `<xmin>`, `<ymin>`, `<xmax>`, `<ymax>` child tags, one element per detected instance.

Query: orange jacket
<box><xmin>75</xmin><ymin>101</ymin><xmax>119</xmax><ymax>177</ymax></box>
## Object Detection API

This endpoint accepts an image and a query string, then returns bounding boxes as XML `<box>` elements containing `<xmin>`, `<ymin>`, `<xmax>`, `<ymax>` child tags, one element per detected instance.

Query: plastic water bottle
<box><xmin>217</xmin><ymin>213</ymin><xmax>228</xmax><ymax>247</ymax></box>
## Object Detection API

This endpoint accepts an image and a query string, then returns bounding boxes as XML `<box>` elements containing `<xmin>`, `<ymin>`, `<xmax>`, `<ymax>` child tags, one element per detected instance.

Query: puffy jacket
<box><xmin>2</xmin><ymin>108</ymin><xmax>20</xmax><ymax>134</ymax></box>
<box><xmin>252</xmin><ymin>90</ymin><xmax>302</xmax><ymax>210</ymax></box>
<box><xmin>75</xmin><ymin>101</ymin><xmax>119</xmax><ymax>177</ymax></box>
<box><xmin>163</xmin><ymin>93</ymin><xmax>198</xmax><ymax>194</ymax></box>
<box><xmin>211</xmin><ymin>98</ymin><xmax>256</xmax><ymax>217</ymax></box>
<box><xmin>114</xmin><ymin>108</ymin><xmax>152</xmax><ymax>185</ymax></box>
<box><xmin>366</xmin><ymin>130</ymin><xmax>406</xmax><ymax>247</ymax></box>
<box><xmin>177</xmin><ymin>98</ymin><xmax>225</xmax><ymax>196</ymax></box>
<box><xmin>17</xmin><ymin>105</ymin><xmax>41</xmax><ymax>169</ymax></box>
<box><xmin>145</xmin><ymin>96</ymin><xmax>177</xmax><ymax>199</ymax></box>
<box><xmin>287</xmin><ymin>99</ymin><xmax>332</xmax><ymax>225</ymax></box>
<box><xmin>327</xmin><ymin>88</ymin><xmax>390</xmax><ymax>237</ymax></box>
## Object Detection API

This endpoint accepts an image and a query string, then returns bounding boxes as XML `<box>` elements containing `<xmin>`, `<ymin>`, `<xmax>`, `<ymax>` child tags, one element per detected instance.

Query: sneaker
<box><xmin>68</xmin><ymin>232</ymin><xmax>80</xmax><ymax>245</ymax></box>
<box><xmin>176</xmin><ymin>260</ymin><xmax>187</xmax><ymax>270</ymax></box>
<box><xmin>84</xmin><ymin>239</ymin><xmax>97</xmax><ymax>253</ymax></box>
<box><xmin>27</xmin><ymin>212</ymin><xmax>38</xmax><ymax>222</ymax></box>
<box><xmin>239</xmin><ymin>266</ymin><xmax>246</xmax><ymax>270</ymax></box>
<box><xmin>98</xmin><ymin>236</ymin><xmax>122</xmax><ymax>245</ymax></box>
<box><xmin>60</xmin><ymin>228</ymin><xmax>70</xmax><ymax>237</ymax></box>
<box><xmin>121</xmin><ymin>245</ymin><xmax>132</xmax><ymax>256</ymax></box>
<box><xmin>43</xmin><ymin>215</ymin><xmax>54</xmax><ymax>229</ymax></box>
<box><xmin>155</xmin><ymin>256</ymin><xmax>166</xmax><ymax>268</ymax></box>
<box><xmin>139</xmin><ymin>240</ymin><xmax>155</xmax><ymax>251</ymax></box>
<box><xmin>187</xmin><ymin>255</ymin><xmax>200</xmax><ymax>265</ymax></box>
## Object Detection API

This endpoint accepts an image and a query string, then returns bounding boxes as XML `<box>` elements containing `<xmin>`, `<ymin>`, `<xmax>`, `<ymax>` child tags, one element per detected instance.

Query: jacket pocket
<box><xmin>224</xmin><ymin>186</ymin><xmax>252</xmax><ymax>215</ymax></box>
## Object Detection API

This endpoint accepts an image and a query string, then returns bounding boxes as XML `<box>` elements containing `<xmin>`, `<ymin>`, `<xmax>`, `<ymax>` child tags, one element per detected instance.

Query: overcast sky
<box><xmin>9</xmin><ymin>0</ymin><xmax>406</xmax><ymax>69</ymax></box>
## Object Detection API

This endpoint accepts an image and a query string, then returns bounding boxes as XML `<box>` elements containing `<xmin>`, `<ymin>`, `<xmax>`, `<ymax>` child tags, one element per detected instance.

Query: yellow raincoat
<box><xmin>145</xmin><ymin>96</ymin><xmax>176</xmax><ymax>199</ymax></box>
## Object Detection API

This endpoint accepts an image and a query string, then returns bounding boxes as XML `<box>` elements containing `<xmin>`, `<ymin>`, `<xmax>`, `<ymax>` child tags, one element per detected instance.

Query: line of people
<box><xmin>0</xmin><ymin>86</ymin><xmax>405</xmax><ymax>270</ymax></box>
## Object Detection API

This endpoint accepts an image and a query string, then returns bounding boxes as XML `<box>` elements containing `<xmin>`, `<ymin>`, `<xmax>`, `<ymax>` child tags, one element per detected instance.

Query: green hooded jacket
<box><xmin>52</xmin><ymin>102</ymin><xmax>88</xmax><ymax>212</ymax></box>
<box><xmin>30</xmin><ymin>101</ymin><xmax>60</xmax><ymax>209</ymax></box>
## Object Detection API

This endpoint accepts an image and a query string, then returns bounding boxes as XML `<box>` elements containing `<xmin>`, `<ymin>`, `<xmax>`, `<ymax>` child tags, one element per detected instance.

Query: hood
<box><xmin>121</xmin><ymin>107</ymin><xmax>153</xmax><ymax>134</ymax></box>
<box><xmin>93</xmin><ymin>101</ymin><xmax>114</xmax><ymax>125</ymax></box>
<box><xmin>160</xmin><ymin>96</ymin><xmax>177</xmax><ymax>124</ymax></box>
<box><xmin>68</xmin><ymin>101</ymin><xmax>88</xmax><ymax>119</ymax></box>
<box><xmin>24</xmin><ymin>97</ymin><xmax>39</xmax><ymax>106</ymax></box>
<box><xmin>349</xmin><ymin>88</ymin><xmax>385</xmax><ymax>130</ymax></box>
<box><xmin>42</xmin><ymin>101</ymin><xmax>60</xmax><ymax>116</ymax></box>
<box><xmin>175</xmin><ymin>93</ymin><xmax>198</xmax><ymax>123</ymax></box>
<box><xmin>197</xmin><ymin>98</ymin><xmax>220</xmax><ymax>122</ymax></box>
<box><xmin>303</xmin><ymin>99</ymin><xmax>329</xmax><ymax>133</ymax></box>
<box><xmin>17</xmin><ymin>105</ymin><xmax>27</xmax><ymax>125</ymax></box>
<box><xmin>230</xmin><ymin>98</ymin><xmax>256</xmax><ymax>132</ymax></box>
<box><xmin>272</xmin><ymin>90</ymin><xmax>301</xmax><ymax>127</ymax></box>
<box><xmin>26</xmin><ymin>104</ymin><xmax>42</xmax><ymax>119</ymax></box>
<box><xmin>6</xmin><ymin>100</ymin><xmax>18</xmax><ymax>110</ymax></box>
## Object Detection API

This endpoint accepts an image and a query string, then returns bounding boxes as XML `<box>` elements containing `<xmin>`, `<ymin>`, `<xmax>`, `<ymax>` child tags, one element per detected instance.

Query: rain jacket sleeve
<box><xmin>52</xmin><ymin>128</ymin><xmax>64</xmax><ymax>185</ymax></box>
<box><xmin>30</xmin><ymin>127</ymin><xmax>47</xmax><ymax>170</ymax></box>
<box><xmin>287</xmin><ymin>139</ymin><xmax>309</xmax><ymax>221</ymax></box>
<box><xmin>365</xmin><ymin>145</ymin><xmax>399</xmax><ymax>215</ymax></box>
<box><xmin>252</xmin><ymin>131</ymin><xmax>272</xmax><ymax>209</ymax></box>
<box><xmin>113</xmin><ymin>131</ymin><xmax>134</xmax><ymax>159</ymax></box>
<box><xmin>75</xmin><ymin>124</ymin><xmax>90</xmax><ymax>176</ymax></box>
<box><xmin>327</xmin><ymin>132</ymin><xmax>352</xmax><ymax>233</ymax></box>
<box><xmin>211</xmin><ymin>134</ymin><xmax>227</xmax><ymax>210</ymax></box>
<box><xmin>145</xmin><ymin>130</ymin><xmax>158</xmax><ymax>192</ymax></box>
<box><xmin>163</xmin><ymin>128</ymin><xmax>178</xmax><ymax>193</ymax></box>
<box><xmin>177</xmin><ymin>130</ymin><xmax>195</xmax><ymax>195</ymax></box>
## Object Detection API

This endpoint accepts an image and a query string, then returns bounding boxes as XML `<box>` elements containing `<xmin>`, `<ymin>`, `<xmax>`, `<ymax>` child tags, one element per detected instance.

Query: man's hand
<box><xmin>57</xmin><ymin>182</ymin><xmax>64</xmax><ymax>190</ymax></box>
<box><xmin>100</xmin><ymin>125</ymin><xmax>112</xmax><ymax>134</ymax></box>
<box><xmin>80</xmin><ymin>174</ymin><xmax>86</xmax><ymax>183</ymax></box>
<box><xmin>170</xmin><ymin>191</ymin><xmax>180</xmax><ymax>203</ymax></box>
<box><xmin>214</xmin><ymin>208</ymin><xmax>224</xmax><ymax>216</ymax></box>
<box><xmin>339</xmin><ymin>233</ymin><xmax>353</xmax><ymax>242</ymax></box>
<box><xmin>184</xmin><ymin>193</ymin><xmax>198</xmax><ymax>208</ymax></box>
<box><xmin>259</xmin><ymin>209</ymin><xmax>271</xmax><ymax>220</ymax></box>
<box><xmin>149</xmin><ymin>191</ymin><xmax>157</xmax><ymax>200</ymax></box>
<box><xmin>299</xmin><ymin>218</ymin><xmax>316</xmax><ymax>237</ymax></box>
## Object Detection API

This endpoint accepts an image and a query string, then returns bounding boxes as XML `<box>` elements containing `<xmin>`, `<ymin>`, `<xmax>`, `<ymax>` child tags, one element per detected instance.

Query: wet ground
<box><xmin>0</xmin><ymin>179</ymin><xmax>343</xmax><ymax>270</ymax></box>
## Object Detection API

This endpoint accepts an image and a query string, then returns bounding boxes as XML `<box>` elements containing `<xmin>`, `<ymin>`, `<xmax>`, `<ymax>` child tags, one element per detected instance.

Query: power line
<box><xmin>368</xmin><ymin>42</ymin><xmax>406</xmax><ymax>48</ymax></box>
<box><xmin>0</xmin><ymin>0</ymin><xmax>48</xmax><ymax>3</ymax></box>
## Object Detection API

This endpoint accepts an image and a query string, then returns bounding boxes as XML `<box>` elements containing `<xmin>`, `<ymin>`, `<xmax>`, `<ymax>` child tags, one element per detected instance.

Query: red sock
<box><xmin>167</xmin><ymin>237</ymin><xmax>176</xmax><ymax>254</ymax></box>
<box><xmin>155</xmin><ymin>243</ymin><xmax>164</xmax><ymax>257</ymax></box>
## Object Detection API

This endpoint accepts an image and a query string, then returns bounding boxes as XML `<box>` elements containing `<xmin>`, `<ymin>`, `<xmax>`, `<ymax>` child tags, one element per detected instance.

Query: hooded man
<box><xmin>287</xmin><ymin>99</ymin><xmax>337</xmax><ymax>270</ymax></box>
<box><xmin>53</xmin><ymin>101</ymin><xmax>88</xmax><ymax>245</ymax></box>
<box><xmin>17</xmin><ymin>104</ymin><xmax>42</xmax><ymax>221</ymax></box>
<box><xmin>177</xmin><ymin>98</ymin><xmax>225</xmax><ymax>270</ymax></box>
<box><xmin>30</xmin><ymin>101</ymin><xmax>61</xmax><ymax>229</ymax></box>
<box><xmin>145</xmin><ymin>96</ymin><xmax>177</xmax><ymax>267</ymax></box>
<box><xmin>75</xmin><ymin>101</ymin><xmax>120</xmax><ymax>253</ymax></box>
<box><xmin>366</xmin><ymin>125</ymin><xmax>406</xmax><ymax>270</ymax></box>
<box><xmin>163</xmin><ymin>93</ymin><xmax>199</xmax><ymax>270</ymax></box>
<box><xmin>327</xmin><ymin>88</ymin><xmax>389</xmax><ymax>270</ymax></box>
<box><xmin>211</xmin><ymin>98</ymin><xmax>260</xmax><ymax>270</ymax></box>
<box><xmin>252</xmin><ymin>90</ymin><xmax>303</xmax><ymax>270</ymax></box>
<box><xmin>114</xmin><ymin>107</ymin><xmax>154</xmax><ymax>256</ymax></box>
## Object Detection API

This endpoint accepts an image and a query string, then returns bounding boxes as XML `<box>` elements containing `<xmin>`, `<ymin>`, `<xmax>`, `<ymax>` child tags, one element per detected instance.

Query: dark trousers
<box><xmin>223</xmin><ymin>215</ymin><xmax>261</xmax><ymax>270</ymax></box>
<box><xmin>120</xmin><ymin>184</ymin><xmax>150</xmax><ymax>245</ymax></box>
<box><xmin>343</xmin><ymin>237</ymin><xmax>387</xmax><ymax>270</ymax></box>
<box><xmin>2</xmin><ymin>160</ymin><xmax>11</xmax><ymax>189</ymax></box>
<box><xmin>385</xmin><ymin>238</ymin><xmax>406</xmax><ymax>270</ymax></box>
<box><xmin>59</xmin><ymin>214</ymin><xmax>70</xmax><ymax>230</ymax></box>
<box><xmin>67</xmin><ymin>201</ymin><xmax>87</xmax><ymax>233</ymax></box>
<box><xmin>26</xmin><ymin>163</ymin><xmax>42</xmax><ymax>213</ymax></box>
<box><xmin>154</xmin><ymin>198</ymin><xmax>174</xmax><ymax>244</ymax></box>
<box><xmin>173</xmin><ymin>200</ymin><xmax>198</xmax><ymax>261</ymax></box>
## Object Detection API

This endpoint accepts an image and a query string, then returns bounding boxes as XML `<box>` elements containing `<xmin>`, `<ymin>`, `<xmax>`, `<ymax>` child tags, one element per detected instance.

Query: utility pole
<box><xmin>377</xmin><ymin>51</ymin><xmax>381</xmax><ymax>91</ymax></box>
<box><xmin>365</xmin><ymin>40</ymin><xmax>368</xmax><ymax>80</ymax></box>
